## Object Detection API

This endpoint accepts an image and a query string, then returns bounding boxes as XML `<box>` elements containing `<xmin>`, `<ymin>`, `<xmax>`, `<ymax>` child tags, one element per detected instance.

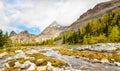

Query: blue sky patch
<box><xmin>18</xmin><ymin>26</ymin><xmax>41</xmax><ymax>35</ymax></box>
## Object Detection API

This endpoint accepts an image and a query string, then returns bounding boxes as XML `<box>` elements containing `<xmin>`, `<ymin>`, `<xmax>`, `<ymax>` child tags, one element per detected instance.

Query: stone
<box><xmin>5</xmin><ymin>63</ymin><xmax>10</xmax><ymax>68</ymax></box>
<box><xmin>100</xmin><ymin>59</ymin><xmax>109</xmax><ymax>63</ymax></box>
<box><xmin>93</xmin><ymin>59</ymin><xmax>100</xmax><ymax>63</ymax></box>
<box><xmin>14</xmin><ymin>62</ymin><xmax>22</xmax><ymax>68</ymax></box>
<box><xmin>114</xmin><ymin>62</ymin><xmax>120</xmax><ymax>66</ymax></box>
<box><xmin>47</xmin><ymin>62</ymin><xmax>52</xmax><ymax>67</ymax></box>
<box><xmin>25</xmin><ymin>57</ymin><xmax>35</xmax><ymax>61</ymax></box>
<box><xmin>6</xmin><ymin>57</ymin><xmax>14</xmax><ymax>61</ymax></box>
<box><xmin>27</xmin><ymin>63</ymin><xmax>36</xmax><ymax>71</ymax></box>
<box><xmin>14</xmin><ymin>60</ymin><xmax>36</xmax><ymax>70</ymax></box>
<box><xmin>47</xmin><ymin>62</ymin><xmax>53</xmax><ymax>71</ymax></box>
<box><xmin>21</xmin><ymin>61</ymin><xmax>30</xmax><ymax>69</ymax></box>
<box><xmin>14</xmin><ymin>50</ymin><xmax>26</xmax><ymax>59</ymax></box>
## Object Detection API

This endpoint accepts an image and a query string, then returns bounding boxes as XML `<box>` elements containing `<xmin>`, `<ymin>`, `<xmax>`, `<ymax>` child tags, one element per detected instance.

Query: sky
<box><xmin>0</xmin><ymin>0</ymin><xmax>110</xmax><ymax>35</ymax></box>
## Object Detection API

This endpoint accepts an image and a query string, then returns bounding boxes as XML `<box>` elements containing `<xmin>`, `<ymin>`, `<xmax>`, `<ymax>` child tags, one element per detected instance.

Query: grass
<box><xmin>58</xmin><ymin>48</ymin><xmax>120</xmax><ymax>62</ymax></box>
<box><xmin>3</xmin><ymin>67</ymin><xmax>21</xmax><ymax>71</ymax></box>
<box><xmin>8</xmin><ymin>53</ymin><xmax>67</xmax><ymax>68</ymax></box>
<box><xmin>27</xmin><ymin>53</ymin><xmax>67</xmax><ymax>67</ymax></box>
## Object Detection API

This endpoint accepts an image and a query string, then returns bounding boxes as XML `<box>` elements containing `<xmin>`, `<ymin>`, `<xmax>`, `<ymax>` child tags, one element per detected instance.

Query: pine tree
<box><xmin>4</xmin><ymin>32</ymin><xmax>11</xmax><ymax>47</ymax></box>
<box><xmin>0</xmin><ymin>30</ymin><xmax>4</xmax><ymax>47</ymax></box>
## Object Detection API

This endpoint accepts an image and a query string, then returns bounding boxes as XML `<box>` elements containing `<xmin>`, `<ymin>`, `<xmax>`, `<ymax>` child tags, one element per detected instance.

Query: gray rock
<box><xmin>25</xmin><ymin>49</ymin><xmax>39</xmax><ymax>54</ymax></box>
<box><xmin>14</xmin><ymin>50</ymin><xmax>26</xmax><ymax>59</ymax></box>
<box><xmin>14</xmin><ymin>61</ymin><xmax>36</xmax><ymax>70</ymax></box>
<box><xmin>14</xmin><ymin>62</ymin><xmax>22</xmax><ymax>68</ymax></box>
<box><xmin>114</xmin><ymin>62</ymin><xmax>120</xmax><ymax>67</ymax></box>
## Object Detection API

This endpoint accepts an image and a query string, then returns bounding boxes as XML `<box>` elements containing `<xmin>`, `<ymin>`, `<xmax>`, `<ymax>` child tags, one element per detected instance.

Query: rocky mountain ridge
<box><xmin>10</xmin><ymin>30</ymin><xmax>36</xmax><ymax>43</ymax></box>
<box><xmin>66</xmin><ymin>0</ymin><xmax>120</xmax><ymax>31</ymax></box>
<box><xmin>36</xmin><ymin>21</ymin><xmax>66</xmax><ymax>42</ymax></box>
<box><xmin>10</xmin><ymin>21</ymin><xmax>66</xmax><ymax>43</ymax></box>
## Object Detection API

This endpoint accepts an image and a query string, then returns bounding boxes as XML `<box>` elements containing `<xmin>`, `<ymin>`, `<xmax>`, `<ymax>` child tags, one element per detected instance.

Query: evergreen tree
<box><xmin>4</xmin><ymin>32</ymin><xmax>11</xmax><ymax>47</ymax></box>
<box><xmin>108</xmin><ymin>26</ymin><xmax>120</xmax><ymax>42</ymax></box>
<box><xmin>0</xmin><ymin>30</ymin><xmax>4</xmax><ymax>47</ymax></box>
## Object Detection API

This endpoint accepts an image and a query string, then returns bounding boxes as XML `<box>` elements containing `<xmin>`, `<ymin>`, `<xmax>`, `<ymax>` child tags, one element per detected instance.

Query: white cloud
<box><xmin>0</xmin><ymin>0</ymin><xmax>110</xmax><ymax>34</ymax></box>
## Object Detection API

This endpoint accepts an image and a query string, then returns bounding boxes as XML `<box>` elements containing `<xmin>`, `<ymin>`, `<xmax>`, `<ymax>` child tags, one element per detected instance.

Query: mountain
<box><xmin>10</xmin><ymin>21</ymin><xmax>66</xmax><ymax>43</ymax></box>
<box><xmin>10</xmin><ymin>30</ymin><xmax>36</xmax><ymax>44</ymax></box>
<box><xmin>66</xmin><ymin>0</ymin><xmax>120</xmax><ymax>31</ymax></box>
<box><xmin>35</xmin><ymin>21</ymin><xmax>66</xmax><ymax>42</ymax></box>
<box><xmin>9</xmin><ymin>31</ymin><xmax>17</xmax><ymax>37</ymax></box>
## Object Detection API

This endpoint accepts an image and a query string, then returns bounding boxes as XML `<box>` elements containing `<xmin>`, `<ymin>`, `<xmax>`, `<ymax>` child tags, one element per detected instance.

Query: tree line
<box><xmin>0</xmin><ymin>30</ymin><xmax>11</xmax><ymax>48</ymax></box>
<box><xmin>62</xmin><ymin>8</ymin><xmax>120</xmax><ymax>45</ymax></box>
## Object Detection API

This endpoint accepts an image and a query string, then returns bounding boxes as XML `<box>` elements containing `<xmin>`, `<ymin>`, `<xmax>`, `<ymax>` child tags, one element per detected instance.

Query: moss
<box><xmin>3</xmin><ymin>67</ymin><xmax>21</xmax><ymax>71</ymax></box>
<box><xmin>51</xmin><ymin>59</ymin><xmax>67</xmax><ymax>67</ymax></box>
<box><xmin>36</xmin><ymin>59</ymin><xmax>47</xmax><ymax>66</ymax></box>
<box><xmin>8</xmin><ymin>58</ymin><xmax>27</xmax><ymax>67</ymax></box>
<box><xmin>112</xmin><ymin>54</ymin><xmax>120</xmax><ymax>62</ymax></box>
<box><xmin>27</xmin><ymin>53</ymin><xmax>67</xmax><ymax>67</ymax></box>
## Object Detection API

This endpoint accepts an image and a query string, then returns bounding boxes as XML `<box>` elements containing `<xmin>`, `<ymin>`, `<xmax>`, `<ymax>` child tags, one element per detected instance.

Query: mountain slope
<box><xmin>66</xmin><ymin>0</ymin><xmax>120</xmax><ymax>31</ymax></box>
<box><xmin>10</xmin><ymin>31</ymin><xmax>17</xmax><ymax>37</ymax></box>
<box><xmin>36</xmin><ymin>21</ymin><xmax>66</xmax><ymax>42</ymax></box>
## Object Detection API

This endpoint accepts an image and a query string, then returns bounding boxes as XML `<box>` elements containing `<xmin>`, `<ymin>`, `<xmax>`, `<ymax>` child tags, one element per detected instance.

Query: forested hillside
<box><xmin>62</xmin><ymin>8</ymin><xmax>120</xmax><ymax>45</ymax></box>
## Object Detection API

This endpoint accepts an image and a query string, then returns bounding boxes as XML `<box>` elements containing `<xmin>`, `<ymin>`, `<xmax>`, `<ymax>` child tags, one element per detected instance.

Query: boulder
<box><xmin>6</xmin><ymin>57</ymin><xmax>14</xmax><ymax>61</ymax></box>
<box><xmin>27</xmin><ymin>62</ymin><xmax>36</xmax><ymax>71</ymax></box>
<box><xmin>5</xmin><ymin>63</ymin><xmax>10</xmax><ymax>68</ymax></box>
<box><xmin>93</xmin><ymin>59</ymin><xmax>100</xmax><ymax>63</ymax></box>
<box><xmin>14</xmin><ymin>50</ymin><xmax>26</xmax><ymax>59</ymax></box>
<box><xmin>14</xmin><ymin>62</ymin><xmax>22</xmax><ymax>68</ymax></box>
<box><xmin>114</xmin><ymin>62</ymin><xmax>120</xmax><ymax>66</ymax></box>
<box><xmin>0</xmin><ymin>52</ymin><xmax>8</xmax><ymax>58</ymax></box>
<box><xmin>100</xmin><ymin>59</ymin><xmax>109</xmax><ymax>63</ymax></box>
<box><xmin>21</xmin><ymin>61</ymin><xmax>31</xmax><ymax>69</ymax></box>
<box><xmin>47</xmin><ymin>62</ymin><xmax>52</xmax><ymax>67</ymax></box>
<box><xmin>14</xmin><ymin>61</ymin><xmax>36</xmax><ymax>70</ymax></box>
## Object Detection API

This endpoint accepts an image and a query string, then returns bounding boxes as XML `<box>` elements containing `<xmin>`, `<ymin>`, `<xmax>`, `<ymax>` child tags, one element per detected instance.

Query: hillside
<box><xmin>66</xmin><ymin>0</ymin><xmax>120</xmax><ymax>31</ymax></box>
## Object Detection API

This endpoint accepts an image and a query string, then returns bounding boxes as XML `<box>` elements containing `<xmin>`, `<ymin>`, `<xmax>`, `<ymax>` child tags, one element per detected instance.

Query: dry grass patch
<box><xmin>59</xmin><ymin>48</ymin><xmax>120</xmax><ymax>62</ymax></box>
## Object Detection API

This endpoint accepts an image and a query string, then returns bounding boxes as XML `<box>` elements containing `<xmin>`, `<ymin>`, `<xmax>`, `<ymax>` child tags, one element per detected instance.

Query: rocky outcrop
<box><xmin>9</xmin><ymin>31</ymin><xmax>17</xmax><ymax>37</ymax></box>
<box><xmin>10</xmin><ymin>30</ymin><xmax>36</xmax><ymax>44</ymax></box>
<box><xmin>36</xmin><ymin>21</ymin><xmax>66</xmax><ymax>42</ymax></box>
<box><xmin>66</xmin><ymin>0</ymin><xmax>120</xmax><ymax>31</ymax></box>
<box><xmin>10</xmin><ymin>21</ymin><xmax>66</xmax><ymax>43</ymax></box>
